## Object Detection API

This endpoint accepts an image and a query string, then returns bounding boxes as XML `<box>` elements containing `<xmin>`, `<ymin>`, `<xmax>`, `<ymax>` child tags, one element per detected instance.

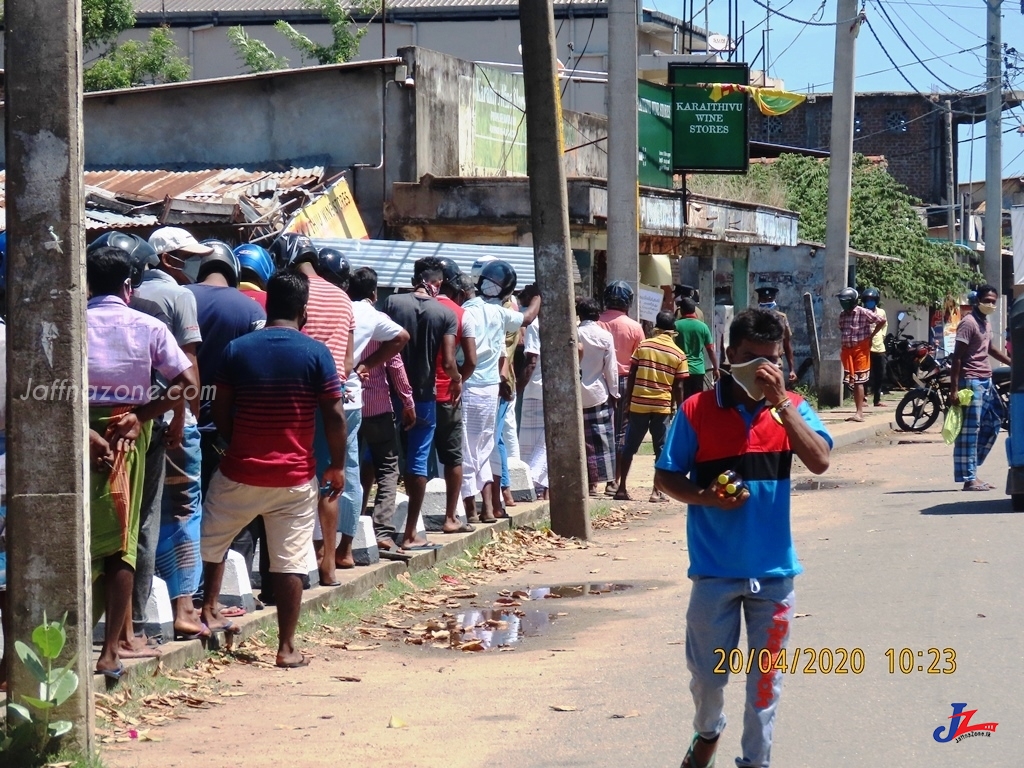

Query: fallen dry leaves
<box><xmin>592</xmin><ymin>505</ymin><xmax>653</xmax><ymax>531</ymax></box>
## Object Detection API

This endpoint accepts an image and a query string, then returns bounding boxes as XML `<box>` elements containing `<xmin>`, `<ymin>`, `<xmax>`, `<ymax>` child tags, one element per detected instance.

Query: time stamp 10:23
<box><xmin>712</xmin><ymin>647</ymin><xmax>957</xmax><ymax>675</ymax></box>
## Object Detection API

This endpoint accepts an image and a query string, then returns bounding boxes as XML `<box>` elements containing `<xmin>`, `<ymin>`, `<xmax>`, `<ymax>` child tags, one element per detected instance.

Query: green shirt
<box><xmin>674</xmin><ymin>317</ymin><xmax>712</xmax><ymax>375</ymax></box>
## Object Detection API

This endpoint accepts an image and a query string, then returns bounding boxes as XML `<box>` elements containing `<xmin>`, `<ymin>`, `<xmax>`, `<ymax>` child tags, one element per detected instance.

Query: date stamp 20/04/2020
<box><xmin>711</xmin><ymin>647</ymin><xmax>957</xmax><ymax>675</ymax></box>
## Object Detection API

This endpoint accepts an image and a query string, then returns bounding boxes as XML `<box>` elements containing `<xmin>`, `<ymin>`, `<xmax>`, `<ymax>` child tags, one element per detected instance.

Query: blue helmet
<box><xmin>604</xmin><ymin>280</ymin><xmax>634</xmax><ymax>310</ymax></box>
<box><xmin>234</xmin><ymin>243</ymin><xmax>275</xmax><ymax>289</ymax></box>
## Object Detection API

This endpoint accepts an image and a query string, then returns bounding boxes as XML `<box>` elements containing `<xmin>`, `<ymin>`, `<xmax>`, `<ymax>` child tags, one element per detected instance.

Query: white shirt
<box><xmin>523</xmin><ymin>319</ymin><xmax>543</xmax><ymax>400</ymax></box>
<box><xmin>462</xmin><ymin>297</ymin><xmax>523</xmax><ymax>389</ymax></box>
<box><xmin>347</xmin><ymin>300</ymin><xmax>405</xmax><ymax>410</ymax></box>
<box><xmin>578</xmin><ymin>320</ymin><xmax>618</xmax><ymax>409</ymax></box>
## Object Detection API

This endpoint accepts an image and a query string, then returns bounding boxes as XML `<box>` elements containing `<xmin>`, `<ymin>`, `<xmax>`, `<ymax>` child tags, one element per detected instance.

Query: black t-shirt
<box><xmin>383</xmin><ymin>292</ymin><xmax>457</xmax><ymax>402</ymax></box>
<box><xmin>186</xmin><ymin>284</ymin><xmax>266</xmax><ymax>430</ymax></box>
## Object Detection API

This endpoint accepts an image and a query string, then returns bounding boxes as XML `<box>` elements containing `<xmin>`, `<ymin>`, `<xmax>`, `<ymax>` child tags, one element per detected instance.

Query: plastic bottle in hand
<box><xmin>714</xmin><ymin>470</ymin><xmax>749</xmax><ymax>502</ymax></box>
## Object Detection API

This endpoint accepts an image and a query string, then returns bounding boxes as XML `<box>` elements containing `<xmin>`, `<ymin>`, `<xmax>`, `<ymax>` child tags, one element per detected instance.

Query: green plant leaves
<box><xmin>47</xmin><ymin>671</ymin><xmax>79</xmax><ymax>708</ymax></box>
<box><xmin>19</xmin><ymin>696</ymin><xmax>54</xmax><ymax>711</ymax></box>
<box><xmin>7</xmin><ymin>702</ymin><xmax>32</xmax><ymax>722</ymax></box>
<box><xmin>13</xmin><ymin>641</ymin><xmax>46</xmax><ymax>684</ymax></box>
<box><xmin>47</xmin><ymin>720</ymin><xmax>73</xmax><ymax>738</ymax></box>
<box><xmin>31</xmin><ymin>622</ymin><xmax>66</xmax><ymax>661</ymax></box>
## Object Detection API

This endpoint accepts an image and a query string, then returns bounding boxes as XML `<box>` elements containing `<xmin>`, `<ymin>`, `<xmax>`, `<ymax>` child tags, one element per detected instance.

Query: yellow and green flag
<box><xmin>705</xmin><ymin>83</ymin><xmax>806</xmax><ymax>116</ymax></box>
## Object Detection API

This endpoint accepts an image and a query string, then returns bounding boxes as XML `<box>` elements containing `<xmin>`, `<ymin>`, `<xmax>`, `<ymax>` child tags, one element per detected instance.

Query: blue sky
<box><xmin>652</xmin><ymin>0</ymin><xmax>1024</xmax><ymax>179</ymax></box>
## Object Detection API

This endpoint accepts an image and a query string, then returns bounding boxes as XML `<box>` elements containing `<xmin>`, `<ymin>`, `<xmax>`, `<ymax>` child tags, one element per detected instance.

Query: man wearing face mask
<box><xmin>753</xmin><ymin>286</ymin><xmax>796</xmax><ymax>384</ymax></box>
<box><xmin>837</xmin><ymin>287</ymin><xmax>885</xmax><ymax>423</ymax></box>
<box><xmin>654</xmin><ymin>308</ymin><xmax>832</xmax><ymax>768</ymax></box>
<box><xmin>948</xmin><ymin>284</ymin><xmax>1012</xmax><ymax>491</ymax></box>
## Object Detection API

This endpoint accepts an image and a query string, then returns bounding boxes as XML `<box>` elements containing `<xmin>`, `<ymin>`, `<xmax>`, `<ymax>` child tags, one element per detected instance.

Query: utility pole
<box><xmin>985</xmin><ymin>0</ymin><xmax>1004</xmax><ymax>345</ymax></box>
<box><xmin>820</xmin><ymin>0</ymin><xmax>862</xmax><ymax>407</ymax></box>
<box><xmin>606</xmin><ymin>0</ymin><xmax>639</xmax><ymax>317</ymax></box>
<box><xmin>519</xmin><ymin>0</ymin><xmax>591</xmax><ymax>540</ymax></box>
<box><xmin>946</xmin><ymin>100</ymin><xmax>957</xmax><ymax>242</ymax></box>
<box><xmin>6</xmin><ymin>0</ymin><xmax>93</xmax><ymax>753</ymax></box>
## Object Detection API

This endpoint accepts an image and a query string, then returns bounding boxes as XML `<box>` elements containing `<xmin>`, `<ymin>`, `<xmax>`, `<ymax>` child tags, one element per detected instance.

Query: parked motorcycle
<box><xmin>896</xmin><ymin>355</ymin><xmax>1011</xmax><ymax>433</ymax></box>
<box><xmin>895</xmin><ymin>349</ymin><xmax>948</xmax><ymax>432</ymax></box>
<box><xmin>885</xmin><ymin>311</ymin><xmax>933</xmax><ymax>391</ymax></box>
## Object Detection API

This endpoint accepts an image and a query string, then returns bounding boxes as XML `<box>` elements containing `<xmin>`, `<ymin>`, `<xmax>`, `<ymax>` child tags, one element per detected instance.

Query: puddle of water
<box><xmin>527</xmin><ymin>583</ymin><xmax>634</xmax><ymax>599</ymax></box>
<box><xmin>450</xmin><ymin>608</ymin><xmax>559</xmax><ymax>650</ymax></box>
<box><xmin>793</xmin><ymin>480</ymin><xmax>844</xmax><ymax>491</ymax></box>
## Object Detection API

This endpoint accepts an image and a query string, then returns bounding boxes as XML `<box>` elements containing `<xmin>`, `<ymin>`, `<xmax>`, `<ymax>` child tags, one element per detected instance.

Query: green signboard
<box><xmin>638</xmin><ymin>79</ymin><xmax>673</xmax><ymax>189</ymax></box>
<box><xmin>669</xmin><ymin>62</ymin><xmax>749</xmax><ymax>173</ymax></box>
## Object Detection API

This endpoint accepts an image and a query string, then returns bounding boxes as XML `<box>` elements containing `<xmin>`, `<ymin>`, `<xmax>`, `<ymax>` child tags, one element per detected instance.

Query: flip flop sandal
<box><xmin>208</xmin><ymin>620</ymin><xmax>242</xmax><ymax>635</ymax></box>
<box><xmin>378</xmin><ymin>550</ymin><xmax>413</xmax><ymax>561</ymax></box>
<box><xmin>963</xmin><ymin>482</ymin><xmax>992</xmax><ymax>491</ymax></box>
<box><xmin>442</xmin><ymin>523</ymin><xmax>476</xmax><ymax>534</ymax></box>
<box><xmin>220</xmin><ymin>606</ymin><xmax>247</xmax><ymax>618</ymax></box>
<box><xmin>319</xmin><ymin>579</ymin><xmax>341</xmax><ymax>587</ymax></box>
<box><xmin>174</xmin><ymin>624</ymin><xmax>212</xmax><ymax>641</ymax></box>
<box><xmin>679</xmin><ymin>732</ymin><xmax>718</xmax><ymax>768</ymax></box>
<box><xmin>276</xmin><ymin>656</ymin><xmax>311</xmax><ymax>669</ymax></box>
<box><xmin>97</xmin><ymin>662</ymin><xmax>126</xmax><ymax>682</ymax></box>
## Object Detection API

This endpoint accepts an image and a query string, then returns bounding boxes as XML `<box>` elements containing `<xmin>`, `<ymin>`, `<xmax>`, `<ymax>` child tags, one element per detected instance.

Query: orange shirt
<box><xmin>598</xmin><ymin>309</ymin><xmax>645</xmax><ymax>378</ymax></box>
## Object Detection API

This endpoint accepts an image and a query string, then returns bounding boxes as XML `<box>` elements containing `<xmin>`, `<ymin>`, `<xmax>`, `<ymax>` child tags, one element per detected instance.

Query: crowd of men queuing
<box><xmin>0</xmin><ymin>225</ymin><xmax>747</xmax><ymax>680</ymax></box>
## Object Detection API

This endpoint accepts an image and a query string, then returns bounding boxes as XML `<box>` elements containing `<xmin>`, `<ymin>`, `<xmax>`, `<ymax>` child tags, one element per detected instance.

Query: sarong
<box><xmin>518</xmin><ymin>397</ymin><xmax>548</xmax><ymax>489</ymax></box>
<box><xmin>461</xmin><ymin>385</ymin><xmax>499</xmax><ymax>499</ymax></box>
<box><xmin>89</xmin><ymin>405</ymin><xmax>152</xmax><ymax>580</ymax></box>
<box><xmin>583</xmin><ymin>401</ymin><xmax>615</xmax><ymax>485</ymax></box>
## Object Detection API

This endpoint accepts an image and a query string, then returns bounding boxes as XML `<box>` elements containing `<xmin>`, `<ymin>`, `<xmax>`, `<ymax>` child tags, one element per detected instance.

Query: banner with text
<box><xmin>669</xmin><ymin>62</ymin><xmax>749</xmax><ymax>173</ymax></box>
<box><xmin>638</xmin><ymin>80</ymin><xmax>674</xmax><ymax>189</ymax></box>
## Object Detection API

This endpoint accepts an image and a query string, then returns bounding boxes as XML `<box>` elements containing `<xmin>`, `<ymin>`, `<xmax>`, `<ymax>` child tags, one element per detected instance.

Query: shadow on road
<box><xmin>920</xmin><ymin>498</ymin><xmax>1018</xmax><ymax>515</ymax></box>
<box><xmin>884</xmin><ymin>489</ymin><xmax>960</xmax><ymax>495</ymax></box>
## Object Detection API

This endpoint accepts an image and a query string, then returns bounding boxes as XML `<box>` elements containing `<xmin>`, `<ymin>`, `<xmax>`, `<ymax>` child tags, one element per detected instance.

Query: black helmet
<box><xmin>316</xmin><ymin>247</ymin><xmax>351</xmax><ymax>289</ymax></box>
<box><xmin>197</xmin><ymin>239</ymin><xmax>240</xmax><ymax>286</ymax></box>
<box><xmin>88</xmin><ymin>231</ymin><xmax>159</xmax><ymax>288</ymax></box>
<box><xmin>604</xmin><ymin>280</ymin><xmax>634</xmax><ymax>310</ymax></box>
<box><xmin>269</xmin><ymin>233</ymin><xmax>318</xmax><ymax>270</ymax></box>
<box><xmin>837</xmin><ymin>287</ymin><xmax>859</xmax><ymax>309</ymax></box>
<box><xmin>860</xmin><ymin>287</ymin><xmax>880</xmax><ymax>302</ymax></box>
<box><xmin>438</xmin><ymin>257</ymin><xmax>462</xmax><ymax>288</ymax></box>
<box><xmin>477</xmin><ymin>260</ymin><xmax>517</xmax><ymax>301</ymax></box>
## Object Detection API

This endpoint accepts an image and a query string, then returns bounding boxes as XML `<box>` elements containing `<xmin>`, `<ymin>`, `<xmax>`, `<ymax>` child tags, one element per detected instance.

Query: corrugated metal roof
<box><xmin>309</xmin><ymin>238</ymin><xmax>582</xmax><ymax>289</ymax></box>
<box><xmin>0</xmin><ymin>165</ymin><xmax>326</xmax><ymax>231</ymax></box>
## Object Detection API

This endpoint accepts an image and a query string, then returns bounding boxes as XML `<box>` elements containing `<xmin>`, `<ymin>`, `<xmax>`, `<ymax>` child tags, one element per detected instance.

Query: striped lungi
<box><xmin>461</xmin><ymin>385</ymin><xmax>500</xmax><ymax>499</ymax></box>
<box><xmin>518</xmin><ymin>397</ymin><xmax>548</xmax><ymax>489</ymax></box>
<box><xmin>583</xmin><ymin>400</ymin><xmax>616</xmax><ymax>485</ymax></box>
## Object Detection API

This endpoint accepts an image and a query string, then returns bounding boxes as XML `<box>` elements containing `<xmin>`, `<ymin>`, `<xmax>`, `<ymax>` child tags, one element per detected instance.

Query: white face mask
<box><xmin>977</xmin><ymin>302</ymin><xmax>996</xmax><ymax>316</ymax></box>
<box><xmin>758</xmin><ymin>301</ymin><xmax>777</xmax><ymax>310</ymax></box>
<box><xmin>729</xmin><ymin>358</ymin><xmax>779</xmax><ymax>401</ymax></box>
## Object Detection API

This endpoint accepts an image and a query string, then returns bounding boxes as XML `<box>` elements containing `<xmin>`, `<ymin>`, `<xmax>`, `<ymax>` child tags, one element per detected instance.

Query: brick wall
<box><xmin>748</xmin><ymin>93</ymin><xmax>950</xmax><ymax>205</ymax></box>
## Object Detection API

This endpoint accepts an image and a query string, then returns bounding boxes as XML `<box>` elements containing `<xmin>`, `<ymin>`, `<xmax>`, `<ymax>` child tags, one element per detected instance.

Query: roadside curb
<box><xmin>830</xmin><ymin>419</ymin><xmax>895</xmax><ymax>451</ymax></box>
<box><xmin>112</xmin><ymin>500</ymin><xmax>555</xmax><ymax>686</ymax></box>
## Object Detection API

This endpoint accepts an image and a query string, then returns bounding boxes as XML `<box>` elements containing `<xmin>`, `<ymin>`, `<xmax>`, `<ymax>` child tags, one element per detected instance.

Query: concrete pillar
<box><xmin>732</xmin><ymin>252</ymin><xmax>749</xmax><ymax>311</ymax></box>
<box><xmin>606</xmin><ymin>0</ymin><xmax>640</xmax><ymax>316</ymax></box>
<box><xmin>5</xmin><ymin>0</ymin><xmax>93</xmax><ymax>751</ymax></box>
<box><xmin>698</xmin><ymin>252</ymin><xmax>716</xmax><ymax>369</ymax></box>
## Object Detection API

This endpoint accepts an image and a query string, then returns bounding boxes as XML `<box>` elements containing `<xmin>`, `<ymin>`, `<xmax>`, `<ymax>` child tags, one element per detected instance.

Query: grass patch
<box><xmin>48</xmin><ymin>747</ymin><xmax>109</xmax><ymax>768</ymax></box>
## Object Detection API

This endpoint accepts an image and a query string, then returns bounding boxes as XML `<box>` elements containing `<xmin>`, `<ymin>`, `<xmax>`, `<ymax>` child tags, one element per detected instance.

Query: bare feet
<box><xmin>442</xmin><ymin>519</ymin><xmax>475</xmax><ymax>533</ymax></box>
<box><xmin>845</xmin><ymin>415</ymin><xmax>865</xmax><ymax>422</ymax></box>
<box><xmin>334</xmin><ymin>533</ymin><xmax>355</xmax><ymax>571</ymax></box>
<box><xmin>377</xmin><ymin>538</ymin><xmax>403</xmax><ymax>552</ymax></box>
<box><xmin>401</xmin><ymin>536</ymin><xmax>430</xmax><ymax>549</ymax></box>
<box><xmin>200</xmin><ymin>607</ymin><xmax>242</xmax><ymax>634</ymax></box>
<box><xmin>276</xmin><ymin>651</ymin><xmax>309</xmax><ymax>668</ymax></box>
<box><xmin>116</xmin><ymin>640</ymin><xmax>161</xmax><ymax>658</ymax></box>
<box><xmin>648</xmin><ymin>490</ymin><xmax>668</xmax><ymax>503</ymax></box>
<box><xmin>502</xmin><ymin>488</ymin><xmax>517</xmax><ymax>507</ymax></box>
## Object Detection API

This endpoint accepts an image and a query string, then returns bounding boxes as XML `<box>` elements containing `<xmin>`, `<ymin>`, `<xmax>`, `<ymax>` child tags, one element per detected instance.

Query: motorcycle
<box><xmin>896</xmin><ymin>353</ymin><xmax>1011</xmax><ymax>433</ymax></box>
<box><xmin>895</xmin><ymin>348</ymin><xmax>948</xmax><ymax>432</ymax></box>
<box><xmin>885</xmin><ymin>311</ymin><xmax>933</xmax><ymax>391</ymax></box>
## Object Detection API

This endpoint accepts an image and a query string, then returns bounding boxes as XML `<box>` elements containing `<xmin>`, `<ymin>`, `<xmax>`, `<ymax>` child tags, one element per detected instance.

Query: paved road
<box><xmin>104</xmin><ymin>427</ymin><xmax>1022</xmax><ymax>767</ymax></box>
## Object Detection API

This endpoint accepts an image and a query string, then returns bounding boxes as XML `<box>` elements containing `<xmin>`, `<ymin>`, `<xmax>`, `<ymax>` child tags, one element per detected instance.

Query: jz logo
<box><xmin>933</xmin><ymin>703</ymin><xmax>998</xmax><ymax>743</ymax></box>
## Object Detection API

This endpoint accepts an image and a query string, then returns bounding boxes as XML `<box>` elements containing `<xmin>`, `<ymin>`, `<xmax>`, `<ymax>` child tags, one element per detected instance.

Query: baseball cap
<box><xmin>148</xmin><ymin>227</ymin><xmax>214</xmax><ymax>256</ymax></box>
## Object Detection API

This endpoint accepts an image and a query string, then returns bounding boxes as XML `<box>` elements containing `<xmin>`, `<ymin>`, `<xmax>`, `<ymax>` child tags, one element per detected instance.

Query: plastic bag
<box><xmin>941</xmin><ymin>387</ymin><xmax>973</xmax><ymax>445</ymax></box>
<box><xmin>942</xmin><ymin>405</ymin><xmax>963</xmax><ymax>445</ymax></box>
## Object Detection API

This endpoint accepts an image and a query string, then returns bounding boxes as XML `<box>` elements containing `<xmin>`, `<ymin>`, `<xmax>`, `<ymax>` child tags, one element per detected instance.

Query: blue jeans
<box><xmin>158</xmin><ymin>420</ymin><xmax>202</xmax><ymax>599</ymax></box>
<box><xmin>686</xmin><ymin>576</ymin><xmax>795</xmax><ymax>768</ymax></box>
<box><xmin>339</xmin><ymin>407</ymin><xmax>362</xmax><ymax>537</ymax></box>
<box><xmin>496</xmin><ymin>398</ymin><xmax>512</xmax><ymax>489</ymax></box>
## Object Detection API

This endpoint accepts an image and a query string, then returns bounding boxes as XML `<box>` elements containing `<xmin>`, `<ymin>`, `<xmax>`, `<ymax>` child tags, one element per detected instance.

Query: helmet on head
<box><xmin>234</xmin><ymin>244</ymin><xmax>275</xmax><ymax>289</ymax></box>
<box><xmin>88</xmin><ymin>231</ymin><xmax>159</xmax><ymax>287</ymax></box>
<box><xmin>269</xmin><ymin>233</ymin><xmax>318</xmax><ymax>270</ymax></box>
<box><xmin>837</xmin><ymin>287</ymin><xmax>859</xmax><ymax>310</ymax></box>
<box><xmin>604</xmin><ymin>280</ymin><xmax>634</xmax><ymax>310</ymax></box>
<box><xmin>316</xmin><ymin>247</ymin><xmax>351</xmax><ymax>289</ymax></box>
<box><xmin>438</xmin><ymin>257</ymin><xmax>462</xmax><ymax>287</ymax></box>
<box><xmin>471</xmin><ymin>256</ymin><xmax>497</xmax><ymax>280</ymax></box>
<box><xmin>860</xmin><ymin>287</ymin><xmax>880</xmax><ymax>302</ymax></box>
<box><xmin>197</xmin><ymin>239</ymin><xmax>240</xmax><ymax>286</ymax></box>
<box><xmin>477</xmin><ymin>260</ymin><xmax>517</xmax><ymax>301</ymax></box>
<box><xmin>967</xmin><ymin>290</ymin><xmax>979</xmax><ymax>306</ymax></box>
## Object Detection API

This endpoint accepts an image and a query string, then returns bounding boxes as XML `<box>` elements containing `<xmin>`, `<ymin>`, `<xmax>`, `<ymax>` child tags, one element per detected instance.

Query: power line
<box><xmin>799</xmin><ymin>44</ymin><xmax>985</xmax><ymax>92</ymax></box>
<box><xmin>870</xmin><ymin>0</ymin><xmax>963</xmax><ymax>92</ymax></box>
<box><xmin>884</xmin><ymin>3</ymin><xmax>984</xmax><ymax>78</ymax></box>
<box><xmin>747</xmin><ymin>0</ymin><xmax>863</xmax><ymax>27</ymax></box>
<box><xmin>907</xmin><ymin>0</ymin><xmax>985</xmax><ymax>45</ymax></box>
<box><xmin>768</xmin><ymin>0</ymin><xmax>826</xmax><ymax>70</ymax></box>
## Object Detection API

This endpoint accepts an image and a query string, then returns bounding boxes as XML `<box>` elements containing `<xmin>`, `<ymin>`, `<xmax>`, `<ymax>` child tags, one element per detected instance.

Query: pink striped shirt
<box><xmin>302</xmin><ymin>274</ymin><xmax>354</xmax><ymax>373</ymax></box>
<box><xmin>362</xmin><ymin>340</ymin><xmax>415</xmax><ymax>418</ymax></box>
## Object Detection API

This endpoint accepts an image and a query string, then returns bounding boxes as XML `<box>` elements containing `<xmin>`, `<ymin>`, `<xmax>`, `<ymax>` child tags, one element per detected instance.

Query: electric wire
<box><xmin>799</xmin><ymin>44</ymin><xmax>985</xmax><ymax>92</ymax></box>
<box><xmin>870</xmin><ymin>0</ymin><xmax>963</xmax><ymax>92</ymax></box>
<box><xmin>768</xmin><ymin>0</ymin><xmax>826</xmax><ymax>70</ymax></box>
<box><xmin>747</xmin><ymin>0</ymin><xmax>863</xmax><ymax>27</ymax></box>
<box><xmin>883</xmin><ymin>2</ymin><xmax>985</xmax><ymax>78</ymax></box>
